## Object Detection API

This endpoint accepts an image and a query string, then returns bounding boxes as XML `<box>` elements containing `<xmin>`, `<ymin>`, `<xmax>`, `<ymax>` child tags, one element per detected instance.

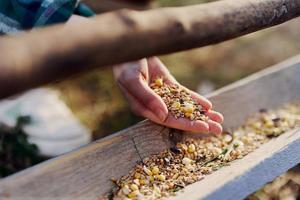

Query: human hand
<box><xmin>113</xmin><ymin>57</ymin><xmax>223</xmax><ymax>134</ymax></box>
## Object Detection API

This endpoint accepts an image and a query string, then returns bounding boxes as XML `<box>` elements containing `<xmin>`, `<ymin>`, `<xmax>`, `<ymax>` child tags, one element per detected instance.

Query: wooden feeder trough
<box><xmin>0</xmin><ymin>0</ymin><xmax>299</xmax><ymax>199</ymax></box>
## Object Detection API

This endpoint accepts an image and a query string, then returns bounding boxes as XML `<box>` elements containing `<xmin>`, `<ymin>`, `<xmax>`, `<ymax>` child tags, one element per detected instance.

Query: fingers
<box><xmin>207</xmin><ymin>119</ymin><xmax>223</xmax><ymax>135</ymax></box>
<box><xmin>114</xmin><ymin>59</ymin><xmax>168</xmax><ymax>121</ymax></box>
<box><xmin>206</xmin><ymin>110</ymin><xmax>224</xmax><ymax>123</ymax></box>
<box><xmin>118</xmin><ymin>83</ymin><xmax>163</xmax><ymax>120</ymax></box>
<box><xmin>164</xmin><ymin>116</ymin><xmax>209</xmax><ymax>133</ymax></box>
<box><xmin>120</xmin><ymin>76</ymin><xmax>168</xmax><ymax>121</ymax></box>
<box><xmin>188</xmin><ymin>90</ymin><xmax>212</xmax><ymax>110</ymax></box>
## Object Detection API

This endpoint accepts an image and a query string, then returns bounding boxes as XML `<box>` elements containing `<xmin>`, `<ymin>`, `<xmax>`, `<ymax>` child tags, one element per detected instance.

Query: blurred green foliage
<box><xmin>0</xmin><ymin>116</ymin><xmax>45</xmax><ymax>178</ymax></box>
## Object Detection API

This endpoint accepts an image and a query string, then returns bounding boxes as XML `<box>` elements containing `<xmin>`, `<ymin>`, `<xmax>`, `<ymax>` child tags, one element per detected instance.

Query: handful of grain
<box><xmin>150</xmin><ymin>77</ymin><xmax>209</xmax><ymax>121</ymax></box>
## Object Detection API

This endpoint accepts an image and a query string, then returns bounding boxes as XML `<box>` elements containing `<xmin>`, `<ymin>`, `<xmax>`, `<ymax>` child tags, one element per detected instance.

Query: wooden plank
<box><xmin>0</xmin><ymin>55</ymin><xmax>300</xmax><ymax>199</ymax></box>
<box><xmin>0</xmin><ymin>0</ymin><xmax>299</xmax><ymax>98</ymax></box>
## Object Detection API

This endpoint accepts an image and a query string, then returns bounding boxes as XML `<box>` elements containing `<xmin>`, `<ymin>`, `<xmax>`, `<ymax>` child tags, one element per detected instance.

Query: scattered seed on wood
<box><xmin>110</xmin><ymin>102</ymin><xmax>300</xmax><ymax>200</ymax></box>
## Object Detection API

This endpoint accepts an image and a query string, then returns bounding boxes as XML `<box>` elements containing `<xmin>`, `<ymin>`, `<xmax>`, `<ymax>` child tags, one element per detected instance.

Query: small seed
<box><xmin>182</xmin><ymin>157</ymin><xmax>192</xmax><ymax>165</ymax></box>
<box><xmin>155</xmin><ymin>78</ymin><xmax>163</xmax><ymax>87</ymax></box>
<box><xmin>171</xmin><ymin>102</ymin><xmax>181</xmax><ymax>109</ymax></box>
<box><xmin>157</xmin><ymin>174</ymin><xmax>166</xmax><ymax>181</ymax></box>
<box><xmin>133</xmin><ymin>179</ymin><xmax>140</xmax><ymax>186</ymax></box>
<box><xmin>143</xmin><ymin>166</ymin><xmax>153</xmax><ymax>176</ymax></box>
<box><xmin>149</xmin><ymin>176</ymin><xmax>154</xmax><ymax>182</ymax></box>
<box><xmin>130</xmin><ymin>184</ymin><xmax>139</xmax><ymax>191</ymax></box>
<box><xmin>151</xmin><ymin>166</ymin><xmax>160</xmax><ymax>175</ymax></box>
<box><xmin>122</xmin><ymin>185</ymin><xmax>130</xmax><ymax>195</ymax></box>
<box><xmin>188</xmin><ymin>144</ymin><xmax>196</xmax><ymax>153</ymax></box>
<box><xmin>128</xmin><ymin>191</ymin><xmax>139</xmax><ymax>199</ymax></box>
<box><xmin>134</xmin><ymin>172</ymin><xmax>141</xmax><ymax>179</ymax></box>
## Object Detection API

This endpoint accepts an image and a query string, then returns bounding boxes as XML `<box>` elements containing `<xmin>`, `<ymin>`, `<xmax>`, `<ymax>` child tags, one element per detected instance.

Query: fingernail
<box><xmin>155</xmin><ymin>109</ymin><xmax>167</xmax><ymax>121</ymax></box>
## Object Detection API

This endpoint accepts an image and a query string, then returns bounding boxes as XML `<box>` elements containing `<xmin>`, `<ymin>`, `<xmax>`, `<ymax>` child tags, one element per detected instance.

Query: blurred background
<box><xmin>1</xmin><ymin>0</ymin><xmax>299</xmax><ymax>199</ymax></box>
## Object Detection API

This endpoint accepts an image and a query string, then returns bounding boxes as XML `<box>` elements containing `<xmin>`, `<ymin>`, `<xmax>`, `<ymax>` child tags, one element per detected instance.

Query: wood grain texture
<box><xmin>0</xmin><ymin>55</ymin><xmax>300</xmax><ymax>199</ymax></box>
<box><xmin>0</xmin><ymin>0</ymin><xmax>299</xmax><ymax>98</ymax></box>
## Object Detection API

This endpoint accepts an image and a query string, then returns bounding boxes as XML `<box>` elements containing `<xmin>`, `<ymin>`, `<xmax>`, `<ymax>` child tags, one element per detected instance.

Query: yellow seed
<box><xmin>252</xmin><ymin>122</ymin><xmax>261</xmax><ymax>129</ymax></box>
<box><xmin>188</xmin><ymin>144</ymin><xmax>196</xmax><ymax>153</ymax></box>
<box><xmin>139</xmin><ymin>179</ymin><xmax>147</xmax><ymax>185</ymax></box>
<box><xmin>149</xmin><ymin>176</ymin><xmax>154</xmax><ymax>182</ymax></box>
<box><xmin>134</xmin><ymin>172</ymin><xmax>141</xmax><ymax>179</ymax></box>
<box><xmin>265</xmin><ymin>120</ymin><xmax>274</xmax><ymax>128</ymax></box>
<box><xmin>184</xmin><ymin>112</ymin><xmax>192</xmax><ymax>118</ymax></box>
<box><xmin>128</xmin><ymin>191</ymin><xmax>138</xmax><ymax>199</ymax></box>
<box><xmin>155</xmin><ymin>78</ymin><xmax>163</xmax><ymax>87</ymax></box>
<box><xmin>157</xmin><ymin>174</ymin><xmax>166</xmax><ymax>181</ymax></box>
<box><xmin>182</xmin><ymin>103</ymin><xmax>194</xmax><ymax>113</ymax></box>
<box><xmin>130</xmin><ymin>184</ymin><xmax>139</xmax><ymax>191</ymax></box>
<box><xmin>143</xmin><ymin>166</ymin><xmax>153</xmax><ymax>176</ymax></box>
<box><xmin>151</xmin><ymin>166</ymin><xmax>160</xmax><ymax>175</ymax></box>
<box><xmin>171</xmin><ymin>101</ymin><xmax>181</xmax><ymax>109</ymax></box>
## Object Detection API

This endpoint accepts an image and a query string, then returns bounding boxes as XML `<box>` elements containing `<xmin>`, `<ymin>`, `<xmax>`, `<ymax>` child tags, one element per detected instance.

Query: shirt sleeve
<box><xmin>15</xmin><ymin>0</ymin><xmax>78</xmax><ymax>28</ymax></box>
<box><xmin>0</xmin><ymin>0</ymin><xmax>94</xmax><ymax>34</ymax></box>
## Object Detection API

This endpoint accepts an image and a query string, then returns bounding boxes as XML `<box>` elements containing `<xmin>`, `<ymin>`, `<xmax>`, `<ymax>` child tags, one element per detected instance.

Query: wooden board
<box><xmin>0</xmin><ymin>55</ymin><xmax>300</xmax><ymax>199</ymax></box>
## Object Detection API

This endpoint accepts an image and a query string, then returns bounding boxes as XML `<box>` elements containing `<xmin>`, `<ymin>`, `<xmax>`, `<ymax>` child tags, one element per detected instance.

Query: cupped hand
<box><xmin>113</xmin><ymin>57</ymin><xmax>223</xmax><ymax>134</ymax></box>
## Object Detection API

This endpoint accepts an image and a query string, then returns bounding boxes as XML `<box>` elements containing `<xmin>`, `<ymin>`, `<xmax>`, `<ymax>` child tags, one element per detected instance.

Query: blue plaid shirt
<box><xmin>0</xmin><ymin>0</ymin><xmax>94</xmax><ymax>34</ymax></box>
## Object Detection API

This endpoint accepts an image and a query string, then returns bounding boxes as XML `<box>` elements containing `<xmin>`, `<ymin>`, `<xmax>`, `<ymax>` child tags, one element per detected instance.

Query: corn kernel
<box><xmin>157</xmin><ymin>174</ymin><xmax>166</xmax><ymax>181</ymax></box>
<box><xmin>130</xmin><ymin>184</ymin><xmax>139</xmax><ymax>191</ymax></box>
<box><xmin>128</xmin><ymin>191</ymin><xmax>139</xmax><ymax>199</ymax></box>
<box><xmin>134</xmin><ymin>172</ymin><xmax>141</xmax><ymax>179</ymax></box>
<box><xmin>265</xmin><ymin>120</ymin><xmax>274</xmax><ymax>128</ymax></box>
<box><xmin>171</xmin><ymin>102</ymin><xmax>181</xmax><ymax>109</ymax></box>
<box><xmin>182</xmin><ymin>103</ymin><xmax>194</xmax><ymax>113</ymax></box>
<box><xmin>188</xmin><ymin>144</ymin><xmax>196</xmax><ymax>153</ymax></box>
<box><xmin>139</xmin><ymin>179</ymin><xmax>147</xmax><ymax>185</ymax></box>
<box><xmin>184</xmin><ymin>112</ymin><xmax>192</xmax><ymax>118</ymax></box>
<box><xmin>151</xmin><ymin>166</ymin><xmax>160</xmax><ymax>175</ymax></box>
<box><xmin>149</xmin><ymin>176</ymin><xmax>154</xmax><ymax>182</ymax></box>
<box><xmin>155</xmin><ymin>78</ymin><xmax>163</xmax><ymax>87</ymax></box>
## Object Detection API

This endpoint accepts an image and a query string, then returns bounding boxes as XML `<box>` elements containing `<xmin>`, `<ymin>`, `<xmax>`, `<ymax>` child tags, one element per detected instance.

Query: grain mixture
<box><xmin>150</xmin><ymin>77</ymin><xmax>209</xmax><ymax>121</ymax></box>
<box><xmin>109</xmin><ymin>93</ymin><xmax>300</xmax><ymax>200</ymax></box>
